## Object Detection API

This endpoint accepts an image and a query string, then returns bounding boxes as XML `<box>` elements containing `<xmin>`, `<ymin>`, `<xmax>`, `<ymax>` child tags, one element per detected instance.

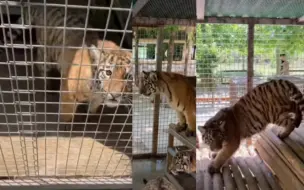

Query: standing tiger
<box><xmin>199</xmin><ymin>79</ymin><xmax>304</xmax><ymax>174</ymax></box>
<box><xmin>5</xmin><ymin>5</ymin><xmax>132</xmax><ymax>122</ymax></box>
<box><xmin>138</xmin><ymin>71</ymin><xmax>196</xmax><ymax>137</ymax></box>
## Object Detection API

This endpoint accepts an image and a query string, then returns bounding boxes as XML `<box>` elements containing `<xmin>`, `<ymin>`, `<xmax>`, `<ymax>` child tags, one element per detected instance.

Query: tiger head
<box><xmin>89</xmin><ymin>40</ymin><xmax>132</xmax><ymax>107</ymax></box>
<box><xmin>169</xmin><ymin>149</ymin><xmax>196</xmax><ymax>175</ymax></box>
<box><xmin>138</xmin><ymin>70</ymin><xmax>159</xmax><ymax>97</ymax></box>
<box><xmin>199</xmin><ymin>107</ymin><xmax>234</xmax><ymax>151</ymax></box>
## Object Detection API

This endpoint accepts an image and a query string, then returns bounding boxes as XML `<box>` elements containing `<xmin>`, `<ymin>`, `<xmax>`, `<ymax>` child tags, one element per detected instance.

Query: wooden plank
<box><xmin>202</xmin><ymin>158</ymin><xmax>213</xmax><ymax>190</ymax></box>
<box><xmin>235</xmin><ymin>157</ymin><xmax>259</xmax><ymax>190</ymax></box>
<box><xmin>289</xmin><ymin>130</ymin><xmax>304</xmax><ymax>147</ymax></box>
<box><xmin>213</xmin><ymin>173</ymin><xmax>224</xmax><ymax>190</ymax></box>
<box><xmin>245</xmin><ymin>157</ymin><xmax>272</xmax><ymax>190</ymax></box>
<box><xmin>271</xmin><ymin>128</ymin><xmax>304</xmax><ymax>162</ymax></box>
<box><xmin>168</xmin><ymin>124</ymin><xmax>195</xmax><ymax>149</ymax></box>
<box><xmin>222</xmin><ymin>165</ymin><xmax>237</xmax><ymax>190</ymax></box>
<box><xmin>255</xmin><ymin>138</ymin><xmax>304</xmax><ymax>190</ymax></box>
<box><xmin>262</xmin><ymin>130</ymin><xmax>304</xmax><ymax>184</ymax></box>
<box><xmin>230</xmin><ymin>158</ymin><xmax>247</xmax><ymax>190</ymax></box>
<box><xmin>253</xmin><ymin>155</ymin><xmax>283</xmax><ymax>190</ymax></box>
<box><xmin>165</xmin><ymin>172</ymin><xmax>184</xmax><ymax>190</ymax></box>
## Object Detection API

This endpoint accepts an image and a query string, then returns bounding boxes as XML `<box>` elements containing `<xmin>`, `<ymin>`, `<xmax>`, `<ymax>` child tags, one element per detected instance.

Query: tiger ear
<box><xmin>97</xmin><ymin>40</ymin><xmax>120</xmax><ymax>50</ymax></box>
<box><xmin>89</xmin><ymin>44</ymin><xmax>101</xmax><ymax>61</ymax></box>
<box><xmin>149</xmin><ymin>71</ymin><xmax>158</xmax><ymax>82</ymax></box>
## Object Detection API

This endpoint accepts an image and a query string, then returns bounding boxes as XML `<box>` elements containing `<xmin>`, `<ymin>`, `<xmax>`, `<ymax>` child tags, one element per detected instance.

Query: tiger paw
<box><xmin>175</xmin><ymin>122</ymin><xmax>187</xmax><ymax>132</ymax></box>
<box><xmin>185</xmin><ymin>128</ymin><xmax>196</xmax><ymax>137</ymax></box>
<box><xmin>207</xmin><ymin>163</ymin><xmax>221</xmax><ymax>174</ymax></box>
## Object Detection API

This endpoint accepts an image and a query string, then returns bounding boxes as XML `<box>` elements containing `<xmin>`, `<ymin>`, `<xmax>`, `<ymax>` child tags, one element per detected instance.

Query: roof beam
<box><xmin>133</xmin><ymin>17</ymin><xmax>196</xmax><ymax>27</ymax></box>
<box><xmin>201</xmin><ymin>16</ymin><xmax>304</xmax><ymax>25</ymax></box>
<box><xmin>196</xmin><ymin>0</ymin><xmax>205</xmax><ymax>21</ymax></box>
<box><xmin>132</xmin><ymin>0</ymin><xmax>150</xmax><ymax>18</ymax></box>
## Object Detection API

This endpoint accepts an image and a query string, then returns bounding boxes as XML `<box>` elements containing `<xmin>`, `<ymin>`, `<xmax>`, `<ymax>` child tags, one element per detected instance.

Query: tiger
<box><xmin>199</xmin><ymin>79</ymin><xmax>304</xmax><ymax>174</ymax></box>
<box><xmin>138</xmin><ymin>71</ymin><xmax>196</xmax><ymax>137</ymax></box>
<box><xmin>3</xmin><ymin>5</ymin><xmax>132</xmax><ymax>122</ymax></box>
<box><xmin>60</xmin><ymin>40</ymin><xmax>132</xmax><ymax>122</ymax></box>
<box><xmin>142</xmin><ymin>176</ymin><xmax>176</xmax><ymax>190</ymax></box>
<box><xmin>169</xmin><ymin>146</ymin><xmax>196</xmax><ymax>175</ymax></box>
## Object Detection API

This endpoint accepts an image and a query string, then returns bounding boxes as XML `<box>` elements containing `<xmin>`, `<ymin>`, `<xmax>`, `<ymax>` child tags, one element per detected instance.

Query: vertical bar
<box><xmin>134</xmin><ymin>27</ymin><xmax>139</xmax><ymax>86</ymax></box>
<box><xmin>166</xmin><ymin>133</ymin><xmax>174</xmax><ymax>171</ymax></box>
<box><xmin>152</xmin><ymin>25</ymin><xmax>164</xmax><ymax>155</ymax></box>
<box><xmin>247</xmin><ymin>19</ymin><xmax>254</xmax><ymax>146</ymax></box>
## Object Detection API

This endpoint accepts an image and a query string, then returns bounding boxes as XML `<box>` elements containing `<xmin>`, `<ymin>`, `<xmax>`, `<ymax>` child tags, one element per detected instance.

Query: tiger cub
<box><xmin>199</xmin><ymin>79</ymin><xmax>304</xmax><ymax>174</ymax></box>
<box><xmin>138</xmin><ymin>71</ymin><xmax>196</xmax><ymax>137</ymax></box>
<box><xmin>169</xmin><ymin>146</ymin><xmax>196</xmax><ymax>175</ymax></box>
<box><xmin>142</xmin><ymin>177</ymin><xmax>176</xmax><ymax>190</ymax></box>
<box><xmin>6</xmin><ymin>6</ymin><xmax>132</xmax><ymax>121</ymax></box>
<box><xmin>60</xmin><ymin>41</ymin><xmax>132</xmax><ymax>122</ymax></box>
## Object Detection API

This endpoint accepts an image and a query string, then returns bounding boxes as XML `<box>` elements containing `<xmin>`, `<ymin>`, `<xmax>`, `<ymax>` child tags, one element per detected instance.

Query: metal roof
<box><xmin>205</xmin><ymin>0</ymin><xmax>304</xmax><ymax>19</ymax></box>
<box><xmin>133</xmin><ymin>0</ymin><xmax>196</xmax><ymax>19</ymax></box>
<box><xmin>133</xmin><ymin>0</ymin><xmax>304</xmax><ymax>25</ymax></box>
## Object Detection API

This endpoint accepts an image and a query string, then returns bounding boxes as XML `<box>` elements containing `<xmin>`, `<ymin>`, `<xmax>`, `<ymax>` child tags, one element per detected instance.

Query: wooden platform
<box><xmin>197</xmin><ymin>144</ymin><xmax>282</xmax><ymax>190</ymax></box>
<box><xmin>166</xmin><ymin>124</ymin><xmax>196</xmax><ymax>190</ymax></box>
<box><xmin>255</xmin><ymin>125</ymin><xmax>304</xmax><ymax>190</ymax></box>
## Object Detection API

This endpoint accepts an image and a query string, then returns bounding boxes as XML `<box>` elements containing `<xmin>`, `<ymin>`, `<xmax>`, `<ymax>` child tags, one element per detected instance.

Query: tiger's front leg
<box><xmin>208</xmin><ymin>138</ymin><xmax>240</xmax><ymax>174</ymax></box>
<box><xmin>276</xmin><ymin>112</ymin><xmax>297</xmax><ymax>139</ymax></box>
<box><xmin>175</xmin><ymin>111</ymin><xmax>187</xmax><ymax>132</ymax></box>
<box><xmin>185</xmin><ymin>111</ymin><xmax>196</xmax><ymax>137</ymax></box>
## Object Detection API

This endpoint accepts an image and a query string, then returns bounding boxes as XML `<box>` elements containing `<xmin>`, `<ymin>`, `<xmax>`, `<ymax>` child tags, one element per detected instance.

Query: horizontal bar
<box><xmin>201</xmin><ymin>16</ymin><xmax>304</xmax><ymax>25</ymax></box>
<box><xmin>133</xmin><ymin>17</ymin><xmax>197</xmax><ymax>27</ymax></box>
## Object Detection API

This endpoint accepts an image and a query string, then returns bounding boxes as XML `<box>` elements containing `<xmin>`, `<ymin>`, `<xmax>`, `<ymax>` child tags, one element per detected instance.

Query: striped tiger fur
<box><xmin>169</xmin><ymin>146</ymin><xmax>196</xmax><ymax>175</ymax></box>
<box><xmin>138</xmin><ymin>71</ymin><xmax>196</xmax><ymax>137</ymax></box>
<box><xmin>199</xmin><ymin>79</ymin><xmax>304</xmax><ymax>174</ymax></box>
<box><xmin>2</xmin><ymin>5</ymin><xmax>132</xmax><ymax>122</ymax></box>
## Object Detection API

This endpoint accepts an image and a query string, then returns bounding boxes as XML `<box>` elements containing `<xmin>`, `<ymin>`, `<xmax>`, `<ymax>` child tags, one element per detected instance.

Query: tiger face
<box><xmin>89</xmin><ymin>41</ymin><xmax>132</xmax><ymax>107</ymax></box>
<box><xmin>169</xmin><ymin>148</ymin><xmax>196</xmax><ymax>175</ymax></box>
<box><xmin>138</xmin><ymin>71</ymin><xmax>159</xmax><ymax>96</ymax></box>
<box><xmin>199</xmin><ymin>108</ymin><xmax>231</xmax><ymax>151</ymax></box>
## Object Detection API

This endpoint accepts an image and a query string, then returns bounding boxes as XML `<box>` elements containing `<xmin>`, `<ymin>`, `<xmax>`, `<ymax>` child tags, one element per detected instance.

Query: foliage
<box><xmin>196</xmin><ymin>23</ymin><xmax>304</xmax><ymax>78</ymax></box>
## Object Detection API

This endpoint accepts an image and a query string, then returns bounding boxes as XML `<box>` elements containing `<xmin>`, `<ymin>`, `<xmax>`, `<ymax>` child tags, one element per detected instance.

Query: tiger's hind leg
<box><xmin>175</xmin><ymin>111</ymin><xmax>187</xmax><ymax>132</ymax></box>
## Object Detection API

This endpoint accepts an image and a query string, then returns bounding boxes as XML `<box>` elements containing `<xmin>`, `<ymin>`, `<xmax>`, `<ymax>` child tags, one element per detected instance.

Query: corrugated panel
<box><xmin>205</xmin><ymin>0</ymin><xmax>304</xmax><ymax>18</ymax></box>
<box><xmin>137</xmin><ymin>0</ymin><xmax>196</xmax><ymax>19</ymax></box>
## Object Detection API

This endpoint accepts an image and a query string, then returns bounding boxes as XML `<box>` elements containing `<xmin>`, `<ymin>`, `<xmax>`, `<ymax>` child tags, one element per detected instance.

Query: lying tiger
<box><xmin>138</xmin><ymin>71</ymin><xmax>196</xmax><ymax>137</ymax></box>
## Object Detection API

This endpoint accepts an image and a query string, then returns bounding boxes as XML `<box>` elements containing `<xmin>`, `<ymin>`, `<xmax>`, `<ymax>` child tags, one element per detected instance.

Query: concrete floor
<box><xmin>132</xmin><ymin>158</ymin><xmax>166</xmax><ymax>190</ymax></box>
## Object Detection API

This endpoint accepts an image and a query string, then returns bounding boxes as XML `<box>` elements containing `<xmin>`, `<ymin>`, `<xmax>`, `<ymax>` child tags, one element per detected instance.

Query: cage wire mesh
<box><xmin>0</xmin><ymin>0</ymin><xmax>133</xmax><ymax>186</ymax></box>
<box><xmin>196</xmin><ymin>23</ymin><xmax>304</xmax><ymax>145</ymax></box>
<box><xmin>132</xmin><ymin>25</ymin><xmax>196</xmax><ymax>155</ymax></box>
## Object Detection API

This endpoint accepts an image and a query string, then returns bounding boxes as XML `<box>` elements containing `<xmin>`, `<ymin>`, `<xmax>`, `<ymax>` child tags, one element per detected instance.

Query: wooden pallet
<box><xmin>197</xmin><ymin>142</ymin><xmax>282</xmax><ymax>190</ymax></box>
<box><xmin>255</xmin><ymin>126</ymin><xmax>304</xmax><ymax>190</ymax></box>
<box><xmin>165</xmin><ymin>124</ymin><xmax>196</xmax><ymax>190</ymax></box>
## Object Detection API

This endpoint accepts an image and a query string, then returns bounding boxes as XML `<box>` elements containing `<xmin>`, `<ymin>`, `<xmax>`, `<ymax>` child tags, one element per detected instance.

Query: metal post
<box><xmin>247</xmin><ymin>19</ymin><xmax>255</xmax><ymax>146</ymax></box>
<box><xmin>134</xmin><ymin>27</ymin><xmax>139</xmax><ymax>86</ymax></box>
<box><xmin>152</xmin><ymin>25</ymin><xmax>164</xmax><ymax>155</ymax></box>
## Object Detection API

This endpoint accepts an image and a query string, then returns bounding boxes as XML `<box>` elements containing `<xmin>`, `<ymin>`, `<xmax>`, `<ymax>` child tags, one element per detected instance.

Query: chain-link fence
<box><xmin>132</xmin><ymin>25</ymin><xmax>196</xmax><ymax>156</ymax></box>
<box><xmin>0</xmin><ymin>0</ymin><xmax>133</xmax><ymax>188</ymax></box>
<box><xmin>196</xmin><ymin>23</ymin><xmax>304</xmax><ymax>144</ymax></box>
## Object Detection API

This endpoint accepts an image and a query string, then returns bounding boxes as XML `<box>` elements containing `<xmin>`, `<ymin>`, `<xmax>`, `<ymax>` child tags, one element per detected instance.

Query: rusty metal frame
<box><xmin>202</xmin><ymin>16</ymin><xmax>304</xmax><ymax>25</ymax></box>
<box><xmin>133</xmin><ymin>17</ymin><xmax>197</xmax><ymax>27</ymax></box>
